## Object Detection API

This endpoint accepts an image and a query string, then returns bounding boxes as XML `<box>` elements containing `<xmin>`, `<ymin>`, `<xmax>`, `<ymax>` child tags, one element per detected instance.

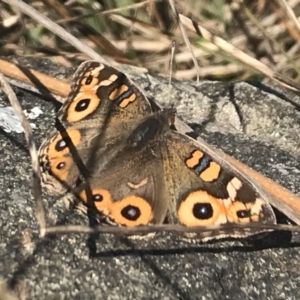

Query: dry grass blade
<box><xmin>109</xmin><ymin>14</ymin><xmax>168</xmax><ymax>43</ymax></box>
<box><xmin>274</xmin><ymin>72</ymin><xmax>300</xmax><ymax>91</ymax></box>
<box><xmin>3</xmin><ymin>0</ymin><xmax>107</xmax><ymax>63</ymax></box>
<box><xmin>277</xmin><ymin>0</ymin><xmax>300</xmax><ymax>35</ymax></box>
<box><xmin>0</xmin><ymin>72</ymin><xmax>46</xmax><ymax>236</ymax></box>
<box><xmin>178</xmin><ymin>13</ymin><xmax>300</xmax><ymax>94</ymax></box>
<box><xmin>100</xmin><ymin>0</ymin><xmax>156</xmax><ymax>15</ymax></box>
<box><xmin>0</xmin><ymin>58</ymin><xmax>70</xmax><ymax>101</ymax></box>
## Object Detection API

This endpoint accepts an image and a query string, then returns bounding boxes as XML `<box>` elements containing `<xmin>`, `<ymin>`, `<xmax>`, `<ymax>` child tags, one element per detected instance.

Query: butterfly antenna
<box><xmin>168</xmin><ymin>40</ymin><xmax>176</xmax><ymax>109</ymax></box>
<box><xmin>169</xmin><ymin>40</ymin><xmax>176</xmax><ymax>89</ymax></box>
<box><xmin>168</xmin><ymin>0</ymin><xmax>200</xmax><ymax>84</ymax></box>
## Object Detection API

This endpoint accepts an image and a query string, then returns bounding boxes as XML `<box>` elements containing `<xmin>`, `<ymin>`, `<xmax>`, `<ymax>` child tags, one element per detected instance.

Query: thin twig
<box><xmin>45</xmin><ymin>222</ymin><xmax>300</xmax><ymax>236</ymax></box>
<box><xmin>168</xmin><ymin>0</ymin><xmax>200</xmax><ymax>83</ymax></box>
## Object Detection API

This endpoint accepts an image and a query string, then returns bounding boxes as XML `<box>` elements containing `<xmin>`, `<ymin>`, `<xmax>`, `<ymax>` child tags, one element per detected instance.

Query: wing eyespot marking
<box><xmin>121</xmin><ymin>205</ymin><xmax>141</xmax><ymax>221</ymax></box>
<box><xmin>110</xmin><ymin>196</ymin><xmax>153</xmax><ymax>226</ymax></box>
<box><xmin>178</xmin><ymin>190</ymin><xmax>263</xmax><ymax>227</ymax></box>
<box><xmin>48</xmin><ymin>130</ymin><xmax>81</xmax><ymax>155</ymax></box>
<box><xmin>226</xmin><ymin>200</ymin><xmax>260</xmax><ymax>223</ymax></box>
<box><xmin>78</xmin><ymin>189</ymin><xmax>153</xmax><ymax>227</ymax></box>
<box><xmin>177</xmin><ymin>190</ymin><xmax>227</xmax><ymax>226</ymax></box>
<box><xmin>56</xmin><ymin>162</ymin><xmax>66</xmax><ymax>170</ymax></box>
<box><xmin>66</xmin><ymin>93</ymin><xmax>100</xmax><ymax>122</ymax></box>
<box><xmin>78</xmin><ymin>65</ymin><xmax>105</xmax><ymax>90</ymax></box>
<box><xmin>49</xmin><ymin>156</ymin><xmax>73</xmax><ymax>182</ymax></box>
<box><xmin>84</xmin><ymin>74</ymin><xmax>94</xmax><ymax>85</ymax></box>
<box><xmin>75</xmin><ymin>99</ymin><xmax>90</xmax><ymax>112</ymax></box>
<box><xmin>55</xmin><ymin>139</ymin><xmax>67</xmax><ymax>151</ymax></box>
<box><xmin>78</xmin><ymin>189</ymin><xmax>113</xmax><ymax>216</ymax></box>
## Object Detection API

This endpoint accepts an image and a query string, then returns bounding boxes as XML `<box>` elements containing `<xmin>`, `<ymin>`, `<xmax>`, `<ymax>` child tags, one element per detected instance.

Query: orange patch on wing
<box><xmin>118</xmin><ymin>93</ymin><xmax>136</xmax><ymax>108</ymax></box>
<box><xmin>110</xmin><ymin>196</ymin><xmax>153</xmax><ymax>227</ymax></box>
<box><xmin>109</xmin><ymin>84</ymin><xmax>129</xmax><ymax>100</ymax></box>
<box><xmin>177</xmin><ymin>190</ymin><xmax>226</xmax><ymax>226</ymax></box>
<box><xmin>185</xmin><ymin>150</ymin><xmax>204</xmax><ymax>168</ymax></box>
<box><xmin>98</xmin><ymin>74</ymin><xmax>118</xmax><ymax>87</ymax></box>
<box><xmin>66</xmin><ymin>93</ymin><xmax>100</xmax><ymax>122</ymax></box>
<box><xmin>200</xmin><ymin>161</ymin><xmax>221</xmax><ymax>182</ymax></box>
<box><xmin>109</xmin><ymin>84</ymin><xmax>137</xmax><ymax>108</ymax></box>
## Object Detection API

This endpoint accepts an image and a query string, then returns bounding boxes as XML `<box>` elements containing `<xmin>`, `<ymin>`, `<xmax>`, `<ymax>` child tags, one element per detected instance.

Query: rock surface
<box><xmin>0</xmin><ymin>57</ymin><xmax>299</xmax><ymax>300</ymax></box>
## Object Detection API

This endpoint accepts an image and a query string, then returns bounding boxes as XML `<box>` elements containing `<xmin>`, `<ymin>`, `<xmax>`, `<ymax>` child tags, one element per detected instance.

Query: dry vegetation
<box><xmin>1</xmin><ymin>0</ymin><xmax>300</xmax><ymax>84</ymax></box>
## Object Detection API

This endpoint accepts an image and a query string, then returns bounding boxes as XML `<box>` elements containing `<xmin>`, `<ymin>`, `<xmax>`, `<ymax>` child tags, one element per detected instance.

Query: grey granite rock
<box><xmin>0</xmin><ymin>57</ymin><xmax>299</xmax><ymax>300</ymax></box>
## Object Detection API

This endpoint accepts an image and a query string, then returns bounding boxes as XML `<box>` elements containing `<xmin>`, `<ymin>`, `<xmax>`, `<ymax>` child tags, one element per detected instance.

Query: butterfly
<box><xmin>38</xmin><ymin>61</ymin><xmax>277</xmax><ymax>240</ymax></box>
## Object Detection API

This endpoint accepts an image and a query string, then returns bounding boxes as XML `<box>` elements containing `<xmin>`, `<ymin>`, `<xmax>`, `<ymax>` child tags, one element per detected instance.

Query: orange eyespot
<box><xmin>48</xmin><ymin>129</ymin><xmax>81</xmax><ymax>156</ymax></box>
<box><xmin>78</xmin><ymin>188</ymin><xmax>113</xmax><ymax>216</ymax></box>
<box><xmin>109</xmin><ymin>196</ymin><xmax>153</xmax><ymax>227</ymax></box>
<box><xmin>80</xmin><ymin>74</ymin><xmax>99</xmax><ymax>88</ymax></box>
<box><xmin>66</xmin><ymin>93</ymin><xmax>100</xmax><ymax>123</ymax></box>
<box><xmin>78</xmin><ymin>66</ymin><xmax>104</xmax><ymax>92</ymax></box>
<box><xmin>226</xmin><ymin>201</ymin><xmax>259</xmax><ymax>223</ymax></box>
<box><xmin>49</xmin><ymin>156</ymin><xmax>73</xmax><ymax>182</ymax></box>
<box><xmin>177</xmin><ymin>190</ymin><xmax>227</xmax><ymax>226</ymax></box>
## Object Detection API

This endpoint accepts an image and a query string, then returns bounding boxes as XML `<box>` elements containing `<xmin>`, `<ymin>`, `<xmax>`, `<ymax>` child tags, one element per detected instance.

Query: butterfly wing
<box><xmin>39</xmin><ymin>61</ymin><xmax>155</xmax><ymax>195</ymax></box>
<box><xmin>75</xmin><ymin>140</ymin><xmax>169</xmax><ymax>227</ymax></box>
<box><xmin>161</xmin><ymin>129</ymin><xmax>276</xmax><ymax>239</ymax></box>
<box><xmin>73</xmin><ymin>109</ymin><xmax>276</xmax><ymax>238</ymax></box>
<box><xmin>57</xmin><ymin>61</ymin><xmax>155</xmax><ymax>128</ymax></box>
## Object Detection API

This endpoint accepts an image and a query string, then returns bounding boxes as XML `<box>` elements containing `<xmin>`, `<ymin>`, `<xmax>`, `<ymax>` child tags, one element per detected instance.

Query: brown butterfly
<box><xmin>38</xmin><ymin>61</ymin><xmax>277</xmax><ymax>240</ymax></box>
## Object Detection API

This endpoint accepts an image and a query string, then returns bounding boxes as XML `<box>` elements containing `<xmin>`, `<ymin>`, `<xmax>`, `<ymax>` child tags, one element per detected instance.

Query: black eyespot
<box><xmin>121</xmin><ymin>205</ymin><xmax>141</xmax><ymax>221</ymax></box>
<box><xmin>237</xmin><ymin>210</ymin><xmax>250</xmax><ymax>219</ymax></box>
<box><xmin>56</xmin><ymin>162</ymin><xmax>65</xmax><ymax>170</ymax></box>
<box><xmin>93</xmin><ymin>194</ymin><xmax>103</xmax><ymax>202</ymax></box>
<box><xmin>85</xmin><ymin>74</ymin><xmax>93</xmax><ymax>85</ymax></box>
<box><xmin>55</xmin><ymin>139</ymin><xmax>67</xmax><ymax>151</ymax></box>
<box><xmin>193</xmin><ymin>203</ymin><xmax>213</xmax><ymax>220</ymax></box>
<box><xmin>75</xmin><ymin>99</ymin><xmax>90</xmax><ymax>112</ymax></box>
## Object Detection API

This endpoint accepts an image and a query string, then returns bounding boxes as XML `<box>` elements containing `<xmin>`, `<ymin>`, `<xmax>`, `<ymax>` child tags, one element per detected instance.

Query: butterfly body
<box><xmin>38</xmin><ymin>61</ymin><xmax>276</xmax><ymax>240</ymax></box>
